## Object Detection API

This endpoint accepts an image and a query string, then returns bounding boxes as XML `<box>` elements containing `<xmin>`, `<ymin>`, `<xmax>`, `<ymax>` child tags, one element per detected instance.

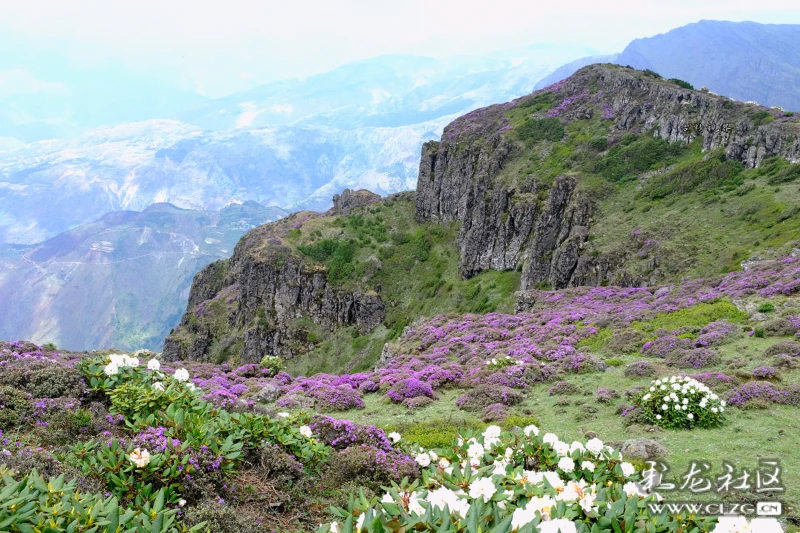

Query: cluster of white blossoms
<box><xmin>639</xmin><ymin>376</ymin><xmax>725</xmax><ymax>428</ymax></box>
<box><xmin>714</xmin><ymin>515</ymin><xmax>782</xmax><ymax>533</ymax></box>
<box><xmin>299</xmin><ymin>425</ymin><xmax>313</xmax><ymax>438</ymax></box>
<box><xmin>484</xmin><ymin>355</ymin><xmax>525</xmax><ymax>368</ymax></box>
<box><xmin>129</xmin><ymin>447</ymin><xmax>151</xmax><ymax>468</ymax></box>
<box><xmin>326</xmin><ymin>425</ymin><xmax>652</xmax><ymax>533</ymax></box>
<box><xmin>103</xmin><ymin>353</ymin><xmax>141</xmax><ymax>376</ymax></box>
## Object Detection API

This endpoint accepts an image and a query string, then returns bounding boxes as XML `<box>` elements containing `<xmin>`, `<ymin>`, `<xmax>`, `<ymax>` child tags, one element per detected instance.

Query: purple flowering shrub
<box><xmin>665</xmin><ymin>348</ymin><xmax>721</xmax><ymax>369</ymax></box>
<box><xmin>403</xmin><ymin>396</ymin><xmax>434</xmax><ymax>409</ymax></box>
<box><xmin>752</xmin><ymin>366</ymin><xmax>779</xmax><ymax>379</ymax></box>
<box><xmin>385</xmin><ymin>377</ymin><xmax>436</xmax><ymax>403</ymax></box>
<box><xmin>726</xmin><ymin>381</ymin><xmax>800</xmax><ymax>407</ymax></box>
<box><xmin>642</xmin><ymin>336</ymin><xmax>692</xmax><ymax>358</ymax></box>
<box><xmin>455</xmin><ymin>384</ymin><xmax>523</xmax><ymax>411</ymax></box>
<box><xmin>482</xmin><ymin>403</ymin><xmax>509</xmax><ymax>422</ymax></box>
<box><xmin>690</xmin><ymin>372</ymin><xmax>739</xmax><ymax>389</ymax></box>
<box><xmin>624</xmin><ymin>361</ymin><xmax>657</xmax><ymax>377</ymax></box>
<box><xmin>327</xmin><ymin>444</ymin><xmax>419</xmax><ymax>489</ymax></box>
<box><xmin>309</xmin><ymin>415</ymin><xmax>393</xmax><ymax>451</ymax></box>
<box><xmin>763</xmin><ymin>340</ymin><xmax>800</xmax><ymax>358</ymax></box>
<box><xmin>694</xmin><ymin>321</ymin><xmax>740</xmax><ymax>347</ymax></box>
<box><xmin>594</xmin><ymin>388</ymin><xmax>620</xmax><ymax>403</ymax></box>
<box><xmin>548</xmin><ymin>381</ymin><xmax>580</xmax><ymax>396</ymax></box>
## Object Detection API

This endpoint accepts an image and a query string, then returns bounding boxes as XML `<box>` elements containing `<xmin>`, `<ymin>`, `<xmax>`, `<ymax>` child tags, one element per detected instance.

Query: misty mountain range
<box><xmin>1</xmin><ymin>19</ymin><xmax>799</xmax><ymax>350</ymax></box>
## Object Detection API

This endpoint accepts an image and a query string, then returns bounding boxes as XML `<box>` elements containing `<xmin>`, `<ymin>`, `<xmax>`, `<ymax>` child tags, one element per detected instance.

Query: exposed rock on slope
<box><xmin>416</xmin><ymin>63</ymin><xmax>800</xmax><ymax>289</ymax></box>
<box><xmin>332</xmin><ymin>189</ymin><xmax>382</xmax><ymax>215</ymax></box>
<box><xmin>166</xmin><ymin>64</ymin><xmax>800</xmax><ymax>364</ymax></box>
<box><xmin>163</xmin><ymin>212</ymin><xmax>385</xmax><ymax>363</ymax></box>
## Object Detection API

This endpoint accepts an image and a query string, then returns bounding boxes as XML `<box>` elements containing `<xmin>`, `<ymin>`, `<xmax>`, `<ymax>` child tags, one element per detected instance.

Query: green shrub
<box><xmin>0</xmin><ymin>360</ymin><xmax>85</xmax><ymax>398</ymax></box>
<box><xmin>183</xmin><ymin>502</ymin><xmax>261</xmax><ymax>533</ymax></box>
<box><xmin>668</xmin><ymin>78</ymin><xmax>694</xmax><ymax>90</ymax></box>
<box><xmin>0</xmin><ymin>385</ymin><xmax>31</xmax><ymax>430</ymax></box>
<box><xmin>634</xmin><ymin>375</ymin><xmax>725</xmax><ymax>429</ymax></box>
<box><xmin>641</xmin><ymin>151</ymin><xmax>745</xmax><ymax>199</ymax></box>
<box><xmin>588</xmin><ymin>136</ymin><xmax>608</xmax><ymax>151</ymax></box>
<box><xmin>0</xmin><ymin>469</ymin><xmax>200</xmax><ymax>533</ymax></box>
<box><xmin>605</xmin><ymin>357</ymin><xmax>624</xmax><ymax>367</ymax></box>
<box><xmin>518</xmin><ymin>91</ymin><xmax>555</xmax><ymax>112</ymax></box>
<box><xmin>754</xmin><ymin>328</ymin><xmax>766</xmax><ymax>338</ymax></box>
<box><xmin>758</xmin><ymin>302</ymin><xmax>776</xmax><ymax>313</ymax></box>
<box><xmin>756</xmin><ymin>156</ymin><xmax>800</xmax><ymax>185</ymax></box>
<box><xmin>259</xmin><ymin>355</ymin><xmax>285</xmax><ymax>376</ymax></box>
<box><xmin>327</xmin><ymin>445</ymin><xmax>419</xmax><ymax>490</ymax></box>
<box><xmin>516</xmin><ymin>117</ymin><xmax>565</xmax><ymax>143</ymax></box>
<box><xmin>594</xmin><ymin>134</ymin><xmax>687</xmax><ymax>182</ymax></box>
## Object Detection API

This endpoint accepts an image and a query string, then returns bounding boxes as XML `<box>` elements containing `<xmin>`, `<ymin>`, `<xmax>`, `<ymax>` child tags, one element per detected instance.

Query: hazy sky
<box><xmin>2</xmin><ymin>0</ymin><xmax>800</xmax><ymax>97</ymax></box>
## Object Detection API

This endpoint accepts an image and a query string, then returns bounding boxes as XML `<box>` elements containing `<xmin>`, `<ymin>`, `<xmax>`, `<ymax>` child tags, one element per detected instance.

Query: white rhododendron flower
<box><xmin>104</xmin><ymin>363</ymin><xmax>119</xmax><ymax>376</ymax></box>
<box><xmin>542</xmin><ymin>432</ymin><xmax>559</xmax><ymax>444</ymax></box>
<box><xmin>153</xmin><ymin>381</ymin><xmax>165</xmax><ymax>391</ymax></box>
<box><xmin>437</xmin><ymin>457</ymin><xmax>450</xmax><ymax>469</ymax></box>
<box><xmin>467</xmin><ymin>442</ymin><xmax>484</xmax><ymax>460</ymax></box>
<box><xmin>540</xmin><ymin>518</ymin><xmax>577</xmax><ymax>533</ymax></box>
<box><xmin>554</xmin><ymin>440</ymin><xmax>570</xmax><ymax>456</ymax></box>
<box><xmin>483</xmin><ymin>425</ymin><xmax>502</xmax><ymax>439</ymax></box>
<box><xmin>178</xmin><ymin>499</ymin><xmax>186</xmax><ymax>507</ymax></box>
<box><xmin>623</xmin><ymin>481</ymin><xmax>649</xmax><ymax>498</ymax></box>
<box><xmin>523</xmin><ymin>424</ymin><xmax>539</xmax><ymax>436</ymax></box>
<box><xmin>558</xmin><ymin>457</ymin><xmax>575</xmax><ymax>472</ymax></box>
<box><xmin>468</xmin><ymin>477</ymin><xmax>497</xmax><ymax>502</ymax></box>
<box><xmin>581</xmin><ymin>460</ymin><xmax>595</xmax><ymax>472</ymax></box>
<box><xmin>329</xmin><ymin>521</ymin><xmax>340</xmax><ymax>533</ymax></box>
<box><xmin>129</xmin><ymin>448</ymin><xmax>151</xmax><ymax>468</ymax></box>
<box><xmin>277</xmin><ymin>412</ymin><xmax>290</xmax><ymax>418</ymax></box>
<box><xmin>355</xmin><ymin>513</ymin><xmax>365</xmax><ymax>531</ymax></box>
<box><xmin>620</xmin><ymin>462</ymin><xmax>636</xmax><ymax>477</ymax></box>
<box><xmin>299</xmin><ymin>425</ymin><xmax>313</xmax><ymax>438</ymax></box>
<box><xmin>511</xmin><ymin>506</ymin><xmax>537</xmax><ymax>529</ymax></box>
<box><xmin>585</xmin><ymin>437</ymin><xmax>604</xmax><ymax>454</ymax></box>
<box><xmin>415</xmin><ymin>453</ymin><xmax>431</xmax><ymax>467</ymax></box>
<box><xmin>173</xmin><ymin>368</ymin><xmax>190</xmax><ymax>382</ymax></box>
<box><xmin>186</xmin><ymin>383</ymin><xmax>196</xmax><ymax>391</ymax></box>
<box><xmin>147</xmin><ymin>358</ymin><xmax>161</xmax><ymax>371</ymax></box>
<box><xmin>387</xmin><ymin>432</ymin><xmax>401</xmax><ymax>443</ymax></box>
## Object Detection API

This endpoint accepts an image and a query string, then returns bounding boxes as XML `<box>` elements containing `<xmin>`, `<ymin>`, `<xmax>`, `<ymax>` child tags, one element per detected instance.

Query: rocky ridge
<box><xmin>163</xmin><ymin>212</ymin><xmax>385</xmax><ymax>363</ymax></box>
<box><xmin>416</xmin><ymin>63</ymin><xmax>800</xmax><ymax>289</ymax></box>
<box><xmin>164</xmin><ymin>64</ymin><xmax>800</xmax><ymax>364</ymax></box>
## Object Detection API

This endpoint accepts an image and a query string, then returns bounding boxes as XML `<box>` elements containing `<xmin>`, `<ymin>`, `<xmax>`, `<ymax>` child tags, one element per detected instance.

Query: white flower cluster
<box><xmin>640</xmin><ymin>376</ymin><xmax>725</xmax><ymax>428</ymax></box>
<box><xmin>484</xmin><ymin>355</ymin><xmax>525</xmax><ymax>368</ymax></box>
<box><xmin>129</xmin><ymin>447</ymin><xmax>151</xmax><ymax>468</ymax></box>
<box><xmin>103</xmin><ymin>353</ymin><xmax>140</xmax><ymax>376</ymax></box>
<box><xmin>328</xmin><ymin>425</ymin><xmax>646</xmax><ymax>533</ymax></box>
<box><xmin>715</xmin><ymin>515</ymin><xmax>782</xmax><ymax>533</ymax></box>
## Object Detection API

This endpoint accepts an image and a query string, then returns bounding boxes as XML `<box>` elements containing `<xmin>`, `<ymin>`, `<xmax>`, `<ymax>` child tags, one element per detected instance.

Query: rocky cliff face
<box><xmin>163</xmin><ymin>213</ymin><xmax>385</xmax><ymax>363</ymax></box>
<box><xmin>416</xmin><ymin>63</ymin><xmax>800</xmax><ymax>289</ymax></box>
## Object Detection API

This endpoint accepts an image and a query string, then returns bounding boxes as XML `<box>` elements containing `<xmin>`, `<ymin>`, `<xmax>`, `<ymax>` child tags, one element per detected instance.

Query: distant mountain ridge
<box><xmin>0</xmin><ymin>201</ymin><xmax>286</xmax><ymax>351</ymax></box>
<box><xmin>615</xmin><ymin>20</ymin><xmax>800</xmax><ymax>111</ymax></box>
<box><xmin>0</xmin><ymin>47</ymin><xmax>596</xmax><ymax>245</ymax></box>
<box><xmin>534</xmin><ymin>21</ymin><xmax>800</xmax><ymax>112</ymax></box>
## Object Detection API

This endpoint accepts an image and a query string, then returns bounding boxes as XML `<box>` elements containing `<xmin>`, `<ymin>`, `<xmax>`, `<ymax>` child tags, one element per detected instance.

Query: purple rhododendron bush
<box><xmin>1</xmin><ymin>256</ymin><xmax>799</xmax><ymax>532</ymax></box>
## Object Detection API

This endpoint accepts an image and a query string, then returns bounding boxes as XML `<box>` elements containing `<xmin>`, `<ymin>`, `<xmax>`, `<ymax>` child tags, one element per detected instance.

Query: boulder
<box><xmin>620</xmin><ymin>438</ymin><xmax>668</xmax><ymax>460</ymax></box>
<box><xmin>256</xmin><ymin>384</ymin><xmax>281</xmax><ymax>403</ymax></box>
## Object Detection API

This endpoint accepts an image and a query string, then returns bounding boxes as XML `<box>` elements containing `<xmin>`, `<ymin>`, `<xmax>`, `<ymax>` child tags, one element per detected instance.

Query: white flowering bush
<box><xmin>634</xmin><ymin>376</ymin><xmax>725</xmax><ymax>430</ymax></box>
<box><xmin>319</xmin><ymin>424</ymin><xmax>716</xmax><ymax>533</ymax></box>
<box><xmin>485</xmin><ymin>355</ymin><xmax>524</xmax><ymax>370</ymax></box>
